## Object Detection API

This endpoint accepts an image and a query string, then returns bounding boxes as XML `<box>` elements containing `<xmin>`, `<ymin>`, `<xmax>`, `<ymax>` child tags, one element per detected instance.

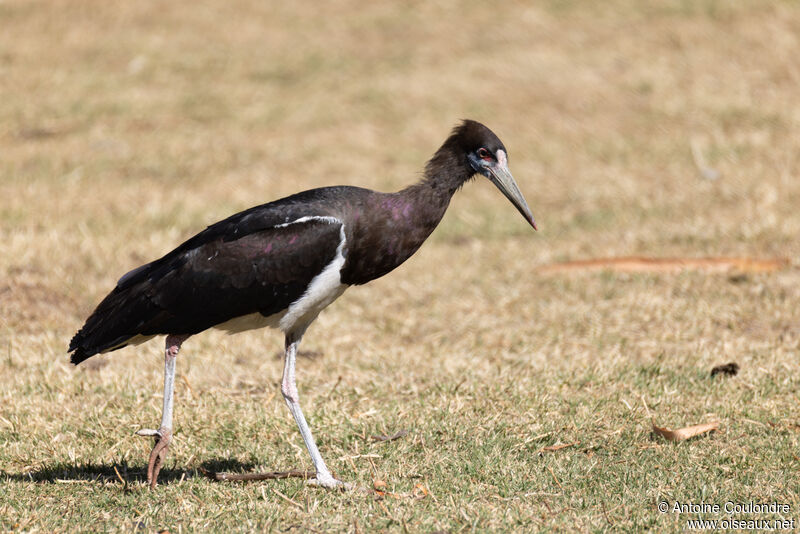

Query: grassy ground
<box><xmin>2</xmin><ymin>0</ymin><xmax>799</xmax><ymax>531</ymax></box>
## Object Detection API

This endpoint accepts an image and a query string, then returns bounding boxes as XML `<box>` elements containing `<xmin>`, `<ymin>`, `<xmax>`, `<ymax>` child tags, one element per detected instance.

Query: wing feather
<box><xmin>69</xmin><ymin>213</ymin><xmax>344</xmax><ymax>361</ymax></box>
<box><xmin>142</xmin><ymin>217</ymin><xmax>344</xmax><ymax>332</ymax></box>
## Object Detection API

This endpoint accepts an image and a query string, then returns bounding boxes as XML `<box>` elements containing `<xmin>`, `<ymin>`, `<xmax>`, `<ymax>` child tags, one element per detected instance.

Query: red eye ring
<box><xmin>478</xmin><ymin>148</ymin><xmax>493</xmax><ymax>161</ymax></box>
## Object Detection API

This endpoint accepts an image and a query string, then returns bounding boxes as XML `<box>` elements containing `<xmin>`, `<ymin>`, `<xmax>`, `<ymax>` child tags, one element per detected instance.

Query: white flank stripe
<box><xmin>279</xmin><ymin>217</ymin><xmax>347</xmax><ymax>335</ymax></box>
<box><xmin>216</xmin><ymin>215</ymin><xmax>348</xmax><ymax>337</ymax></box>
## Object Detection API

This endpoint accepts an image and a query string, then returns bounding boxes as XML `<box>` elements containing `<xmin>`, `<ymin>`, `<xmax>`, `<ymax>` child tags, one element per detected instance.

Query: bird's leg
<box><xmin>281</xmin><ymin>335</ymin><xmax>347</xmax><ymax>489</ymax></box>
<box><xmin>136</xmin><ymin>334</ymin><xmax>188</xmax><ymax>489</ymax></box>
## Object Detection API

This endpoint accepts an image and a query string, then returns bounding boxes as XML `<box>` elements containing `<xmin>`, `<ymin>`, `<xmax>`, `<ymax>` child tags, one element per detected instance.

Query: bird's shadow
<box><xmin>1</xmin><ymin>458</ymin><xmax>259</xmax><ymax>487</ymax></box>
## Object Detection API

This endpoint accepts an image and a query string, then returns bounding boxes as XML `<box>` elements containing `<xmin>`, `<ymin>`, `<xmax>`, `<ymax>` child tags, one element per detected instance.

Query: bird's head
<box><xmin>453</xmin><ymin>120</ymin><xmax>538</xmax><ymax>230</ymax></box>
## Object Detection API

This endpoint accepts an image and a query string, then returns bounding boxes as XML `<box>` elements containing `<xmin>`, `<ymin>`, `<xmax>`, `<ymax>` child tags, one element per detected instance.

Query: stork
<box><xmin>69</xmin><ymin>120</ymin><xmax>537</xmax><ymax>489</ymax></box>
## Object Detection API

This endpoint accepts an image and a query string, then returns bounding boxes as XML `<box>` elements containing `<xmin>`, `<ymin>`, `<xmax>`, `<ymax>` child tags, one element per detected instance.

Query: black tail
<box><xmin>68</xmin><ymin>283</ymin><xmax>164</xmax><ymax>365</ymax></box>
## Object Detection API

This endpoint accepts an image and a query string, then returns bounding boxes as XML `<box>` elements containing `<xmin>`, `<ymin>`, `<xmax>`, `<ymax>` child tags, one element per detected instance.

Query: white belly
<box><xmin>215</xmin><ymin>311</ymin><xmax>282</xmax><ymax>334</ymax></box>
<box><xmin>214</xmin><ymin>279</ymin><xmax>347</xmax><ymax>337</ymax></box>
<box><xmin>216</xmin><ymin>215</ymin><xmax>348</xmax><ymax>338</ymax></box>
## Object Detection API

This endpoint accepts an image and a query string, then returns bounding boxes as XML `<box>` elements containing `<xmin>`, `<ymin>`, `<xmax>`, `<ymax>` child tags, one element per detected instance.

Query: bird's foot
<box><xmin>306</xmin><ymin>473</ymin><xmax>352</xmax><ymax>491</ymax></box>
<box><xmin>135</xmin><ymin>427</ymin><xmax>172</xmax><ymax>489</ymax></box>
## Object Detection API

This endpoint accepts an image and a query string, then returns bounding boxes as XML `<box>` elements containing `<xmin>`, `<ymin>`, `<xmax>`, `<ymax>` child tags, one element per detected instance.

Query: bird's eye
<box><xmin>477</xmin><ymin>148</ymin><xmax>493</xmax><ymax>161</ymax></box>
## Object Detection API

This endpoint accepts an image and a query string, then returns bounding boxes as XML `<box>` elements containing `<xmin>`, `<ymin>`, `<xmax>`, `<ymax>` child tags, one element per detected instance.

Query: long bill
<box><xmin>488</xmin><ymin>152</ymin><xmax>538</xmax><ymax>230</ymax></box>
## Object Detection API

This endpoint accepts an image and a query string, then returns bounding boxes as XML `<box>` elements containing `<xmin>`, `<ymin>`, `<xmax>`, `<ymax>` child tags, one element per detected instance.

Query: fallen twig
<box><xmin>199</xmin><ymin>467</ymin><xmax>314</xmax><ymax>482</ymax></box>
<box><xmin>547</xmin><ymin>465</ymin><xmax>564</xmax><ymax>491</ymax></box>
<box><xmin>113</xmin><ymin>464</ymin><xmax>128</xmax><ymax>491</ymax></box>
<box><xmin>539</xmin><ymin>441</ymin><xmax>579</xmax><ymax>453</ymax></box>
<box><xmin>370</xmin><ymin>429</ymin><xmax>409</xmax><ymax>443</ymax></box>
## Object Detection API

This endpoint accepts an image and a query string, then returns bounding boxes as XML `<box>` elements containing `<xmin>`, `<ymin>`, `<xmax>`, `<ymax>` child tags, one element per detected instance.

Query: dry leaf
<box><xmin>652</xmin><ymin>421</ymin><xmax>719</xmax><ymax>442</ymax></box>
<box><xmin>413</xmin><ymin>484</ymin><xmax>430</xmax><ymax>498</ymax></box>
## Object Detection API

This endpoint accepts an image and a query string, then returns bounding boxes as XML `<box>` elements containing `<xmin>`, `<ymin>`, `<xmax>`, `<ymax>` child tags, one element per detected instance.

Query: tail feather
<box><xmin>68</xmin><ymin>284</ymin><xmax>163</xmax><ymax>365</ymax></box>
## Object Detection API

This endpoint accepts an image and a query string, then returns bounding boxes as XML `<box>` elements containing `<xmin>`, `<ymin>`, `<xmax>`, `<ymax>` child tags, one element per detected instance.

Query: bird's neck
<box><xmin>339</xmin><ymin>161</ymin><xmax>471</xmax><ymax>286</ymax></box>
<box><xmin>398</xmin><ymin>170</ymin><xmax>470</xmax><ymax>228</ymax></box>
<box><xmin>419</xmin><ymin>144</ymin><xmax>474</xmax><ymax>197</ymax></box>
<box><xmin>398</xmin><ymin>142</ymin><xmax>477</xmax><ymax>231</ymax></box>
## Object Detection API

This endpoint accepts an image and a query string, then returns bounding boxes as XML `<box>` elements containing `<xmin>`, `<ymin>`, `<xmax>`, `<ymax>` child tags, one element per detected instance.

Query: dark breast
<box><xmin>340</xmin><ymin>188</ymin><xmax>449</xmax><ymax>286</ymax></box>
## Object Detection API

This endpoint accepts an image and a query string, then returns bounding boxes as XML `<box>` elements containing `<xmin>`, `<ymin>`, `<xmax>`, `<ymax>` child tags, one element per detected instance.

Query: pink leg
<box><xmin>136</xmin><ymin>334</ymin><xmax>189</xmax><ymax>489</ymax></box>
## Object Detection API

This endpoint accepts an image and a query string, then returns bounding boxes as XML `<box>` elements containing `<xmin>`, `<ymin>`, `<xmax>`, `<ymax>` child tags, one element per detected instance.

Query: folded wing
<box><xmin>69</xmin><ymin>216</ymin><xmax>343</xmax><ymax>363</ymax></box>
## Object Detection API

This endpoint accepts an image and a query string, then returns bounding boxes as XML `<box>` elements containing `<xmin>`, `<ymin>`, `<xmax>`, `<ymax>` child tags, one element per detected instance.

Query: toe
<box><xmin>306</xmin><ymin>475</ymin><xmax>351</xmax><ymax>490</ymax></box>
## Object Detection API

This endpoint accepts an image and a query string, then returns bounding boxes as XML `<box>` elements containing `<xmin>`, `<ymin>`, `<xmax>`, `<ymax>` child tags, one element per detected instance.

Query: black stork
<box><xmin>69</xmin><ymin>120</ymin><xmax>537</xmax><ymax>489</ymax></box>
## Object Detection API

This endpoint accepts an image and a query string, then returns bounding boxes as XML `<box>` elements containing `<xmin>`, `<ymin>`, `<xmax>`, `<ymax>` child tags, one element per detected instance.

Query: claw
<box><xmin>306</xmin><ymin>474</ymin><xmax>352</xmax><ymax>491</ymax></box>
<box><xmin>137</xmin><ymin>427</ymin><xmax>172</xmax><ymax>489</ymax></box>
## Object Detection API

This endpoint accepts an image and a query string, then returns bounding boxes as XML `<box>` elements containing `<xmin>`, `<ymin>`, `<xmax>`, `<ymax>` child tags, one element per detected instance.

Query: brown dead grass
<box><xmin>1</xmin><ymin>0</ymin><xmax>799</xmax><ymax>532</ymax></box>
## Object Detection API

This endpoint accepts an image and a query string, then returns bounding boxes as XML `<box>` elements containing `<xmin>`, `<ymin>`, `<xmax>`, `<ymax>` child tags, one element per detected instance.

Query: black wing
<box><xmin>69</xmin><ymin>205</ymin><xmax>344</xmax><ymax>364</ymax></box>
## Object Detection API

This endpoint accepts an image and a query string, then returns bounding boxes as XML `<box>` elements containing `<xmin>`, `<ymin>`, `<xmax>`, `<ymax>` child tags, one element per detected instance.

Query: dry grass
<box><xmin>1</xmin><ymin>0</ymin><xmax>799</xmax><ymax>531</ymax></box>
